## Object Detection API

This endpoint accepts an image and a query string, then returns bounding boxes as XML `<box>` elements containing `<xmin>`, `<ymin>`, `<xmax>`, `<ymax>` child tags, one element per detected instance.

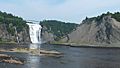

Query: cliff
<box><xmin>66</xmin><ymin>12</ymin><xmax>120</xmax><ymax>45</ymax></box>
<box><xmin>2</xmin><ymin>11</ymin><xmax>120</xmax><ymax>45</ymax></box>
<box><xmin>40</xmin><ymin>20</ymin><xmax>78</xmax><ymax>43</ymax></box>
<box><xmin>0</xmin><ymin>11</ymin><xmax>30</xmax><ymax>43</ymax></box>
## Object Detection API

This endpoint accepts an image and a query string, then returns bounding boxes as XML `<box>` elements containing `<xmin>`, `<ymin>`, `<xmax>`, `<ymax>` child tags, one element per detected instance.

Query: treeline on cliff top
<box><xmin>40</xmin><ymin>12</ymin><xmax>120</xmax><ymax>41</ymax></box>
<box><xmin>84</xmin><ymin>12</ymin><xmax>120</xmax><ymax>22</ymax></box>
<box><xmin>1</xmin><ymin>10</ymin><xmax>120</xmax><ymax>41</ymax></box>
<box><xmin>40</xmin><ymin>20</ymin><xmax>78</xmax><ymax>41</ymax></box>
<box><xmin>0</xmin><ymin>11</ymin><xmax>28</xmax><ymax>35</ymax></box>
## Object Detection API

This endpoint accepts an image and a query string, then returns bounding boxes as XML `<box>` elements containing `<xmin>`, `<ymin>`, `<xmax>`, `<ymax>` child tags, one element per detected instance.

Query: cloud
<box><xmin>0</xmin><ymin>0</ymin><xmax>119</xmax><ymax>23</ymax></box>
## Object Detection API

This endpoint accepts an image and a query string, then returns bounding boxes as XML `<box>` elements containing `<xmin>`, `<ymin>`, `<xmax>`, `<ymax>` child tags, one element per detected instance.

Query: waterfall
<box><xmin>27</xmin><ymin>23</ymin><xmax>42</xmax><ymax>44</ymax></box>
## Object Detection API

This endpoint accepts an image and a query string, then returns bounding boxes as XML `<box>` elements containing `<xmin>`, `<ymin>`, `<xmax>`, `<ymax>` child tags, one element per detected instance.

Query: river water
<box><xmin>0</xmin><ymin>44</ymin><xmax>120</xmax><ymax>68</ymax></box>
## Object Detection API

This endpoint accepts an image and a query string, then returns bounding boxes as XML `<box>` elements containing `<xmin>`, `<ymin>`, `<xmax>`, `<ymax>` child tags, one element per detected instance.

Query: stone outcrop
<box><xmin>0</xmin><ymin>54</ymin><xmax>24</xmax><ymax>64</ymax></box>
<box><xmin>0</xmin><ymin>23</ymin><xmax>30</xmax><ymax>43</ymax></box>
<box><xmin>2</xmin><ymin>59</ymin><xmax>23</xmax><ymax>64</ymax></box>
<box><xmin>41</xmin><ymin>26</ymin><xmax>55</xmax><ymax>43</ymax></box>
<box><xmin>67</xmin><ymin>15</ymin><xmax>120</xmax><ymax>44</ymax></box>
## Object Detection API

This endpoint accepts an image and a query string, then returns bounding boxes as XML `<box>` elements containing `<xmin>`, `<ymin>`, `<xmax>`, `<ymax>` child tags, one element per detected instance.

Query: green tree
<box><xmin>40</xmin><ymin>20</ymin><xmax>78</xmax><ymax>41</ymax></box>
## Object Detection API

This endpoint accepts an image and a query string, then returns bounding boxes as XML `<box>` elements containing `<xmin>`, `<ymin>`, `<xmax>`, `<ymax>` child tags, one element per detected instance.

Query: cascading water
<box><xmin>27</xmin><ymin>23</ymin><xmax>42</xmax><ymax>49</ymax></box>
<box><xmin>27</xmin><ymin>23</ymin><xmax>42</xmax><ymax>43</ymax></box>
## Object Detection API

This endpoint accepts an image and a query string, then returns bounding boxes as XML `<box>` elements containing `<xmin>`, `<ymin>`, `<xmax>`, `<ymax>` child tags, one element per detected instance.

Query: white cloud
<box><xmin>0</xmin><ymin>0</ymin><xmax>120</xmax><ymax>23</ymax></box>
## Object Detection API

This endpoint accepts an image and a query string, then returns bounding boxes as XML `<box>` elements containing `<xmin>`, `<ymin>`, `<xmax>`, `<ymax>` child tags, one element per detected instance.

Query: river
<box><xmin>0</xmin><ymin>44</ymin><xmax>120</xmax><ymax>68</ymax></box>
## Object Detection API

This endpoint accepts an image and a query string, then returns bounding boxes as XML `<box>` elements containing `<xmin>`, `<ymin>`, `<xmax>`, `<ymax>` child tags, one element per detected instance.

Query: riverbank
<box><xmin>0</xmin><ymin>43</ymin><xmax>120</xmax><ymax>68</ymax></box>
<box><xmin>0</xmin><ymin>54</ymin><xmax>24</xmax><ymax>64</ymax></box>
<box><xmin>0</xmin><ymin>48</ymin><xmax>63</xmax><ymax>57</ymax></box>
<box><xmin>1</xmin><ymin>42</ymin><xmax>120</xmax><ymax>49</ymax></box>
<box><xmin>0</xmin><ymin>42</ymin><xmax>30</xmax><ymax>46</ymax></box>
<box><xmin>0</xmin><ymin>47</ymin><xmax>63</xmax><ymax>64</ymax></box>
<box><xmin>49</xmin><ymin>43</ymin><xmax>120</xmax><ymax>48</ymax></box>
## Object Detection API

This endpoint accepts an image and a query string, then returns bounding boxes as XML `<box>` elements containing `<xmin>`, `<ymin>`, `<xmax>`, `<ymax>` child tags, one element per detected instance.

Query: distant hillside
<box><xmin>40</xmin><ymin>20</ymin><xmax>78</xmax><ymax>41</ymax></box>
<box><xmin>0</xmin><ymin>11</ymin><xmax>30</xmax><ymax>43</ymax></box>
<box><xmin>1</xmin><ymin>11</ymin><xmax>120</xmax><ymax>45</ymax></box>
<box><xmin>66</xmin><ymin>12</ymin><xmax>120</xmax><ymax>45</ymax></box>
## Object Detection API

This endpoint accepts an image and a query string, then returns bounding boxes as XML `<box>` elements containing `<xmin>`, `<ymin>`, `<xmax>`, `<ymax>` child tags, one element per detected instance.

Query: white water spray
<box><xmin>27</xmin><ymin>23</ymin><xmax>42</xmax><ymax>44</ymax></box>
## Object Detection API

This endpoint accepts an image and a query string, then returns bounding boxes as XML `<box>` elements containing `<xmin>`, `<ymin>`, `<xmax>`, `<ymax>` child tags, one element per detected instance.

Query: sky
<box><xmin>0</xmin><ymin>0</ymin><xmax>119</xmax><ymax>24</ymax></box>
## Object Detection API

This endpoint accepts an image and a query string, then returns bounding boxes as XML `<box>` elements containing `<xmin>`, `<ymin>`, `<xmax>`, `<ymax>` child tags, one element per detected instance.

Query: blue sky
<box><xmin>0</xmin><ymin>0</ymin><xmax>119</xmax><ymax>24</ymax></box>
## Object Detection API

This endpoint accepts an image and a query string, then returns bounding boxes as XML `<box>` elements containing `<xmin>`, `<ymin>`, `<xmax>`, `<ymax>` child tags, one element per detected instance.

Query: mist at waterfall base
<box><xmin>27</xmin><ymin>23</ymin><xmax>42</xmax><ymax>49</ymax></box>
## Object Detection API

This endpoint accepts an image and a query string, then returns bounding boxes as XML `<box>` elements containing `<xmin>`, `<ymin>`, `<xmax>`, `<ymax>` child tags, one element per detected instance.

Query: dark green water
<box><xmin>0</xmin><ymin>44</ymin><xmax>120</xmax><ymax>68</ymax></box>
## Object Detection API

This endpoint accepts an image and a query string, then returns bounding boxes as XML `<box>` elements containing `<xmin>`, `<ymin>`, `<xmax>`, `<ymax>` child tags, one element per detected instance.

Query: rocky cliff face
<box><xmin>0</xmin><ymin>11</ymin><xmax>31</xmax><ymax>43</ymax></box>
<box><xmin>17</xmin><ymin>27</ymin><xmax>30</xmax><ymax>43</ymax></box>
<box><xmin>40</xmin><ymin>20</ymin><xmax>78</xmax><ymax>43</ymax></box>
<box><xmin>41</xmin><ymin>26</ymin><xmax>55</xmax><ymax>43</ymax></box>
<box><xmin>0</xmin><ymin>23</ymin><xmax>30</xmax><ymax>43</ymax></box>
<box><xmin>67</xmin><ymin>15</ymin><xmax>120</xmax><ymax>44</ymax></box>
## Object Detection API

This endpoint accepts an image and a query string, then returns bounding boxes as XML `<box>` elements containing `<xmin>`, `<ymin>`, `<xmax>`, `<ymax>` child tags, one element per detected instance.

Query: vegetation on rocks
<box><xmin>0</xmin><ymin>11</ymin><xmax>30</xmax><ymax>43</ymax></box>
<box><xmin>85</xmin><ymin>12</ymin><xmax>120</xmax><ymax>22</ymax></box>
<box><xmin>0</xmin><ymin>11</ymin><xmax>28</xmax><ymax>35</ymax></box>
<box><xmin>67</xmin><ymin>12</ymin><xmax>120</xmax><ymax>44</ymax></box>
<box><xmin>40</xmin><ymin>20</ymin><xmax>78</xmax><ymax>41</ymax></box>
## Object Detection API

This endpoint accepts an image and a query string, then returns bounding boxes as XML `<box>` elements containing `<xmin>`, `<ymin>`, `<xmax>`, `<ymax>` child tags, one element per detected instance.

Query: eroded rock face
<box><xmin>67</xmin><ymin>15</ymin><xmax>120</xmax><ymax>44</ymax></box>
<box><xmin>0</xmin><ymin>23</ymin><xmax>30</xmax><ymax>43</ymax></box>
<box><xmin>17</xmin><ymin>28</ymin><xmax>31</xmax><ymax>43</ymax></box>
<box><xmin>41</xmin><ymin>26</ymin><xmax>55</xmax><ymax>43</ymax></box>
